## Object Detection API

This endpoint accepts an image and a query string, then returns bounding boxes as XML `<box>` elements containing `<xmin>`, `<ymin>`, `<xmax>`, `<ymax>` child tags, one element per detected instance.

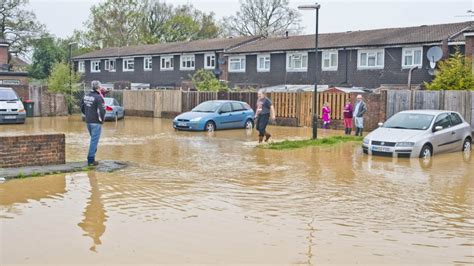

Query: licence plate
<box><xmin>178</xmin><ymin>122</ymin><xmax>187</xmax><ymax>126</ymax></box>
<box><xmin>371</xmin><ymin>146</ymin><xmax>392</xmax><ymax>152</ymax></box>
<box><xmin>4</xmin><ymin>115</ymin><xmax>16</xmax><ymax>119</ymax></box>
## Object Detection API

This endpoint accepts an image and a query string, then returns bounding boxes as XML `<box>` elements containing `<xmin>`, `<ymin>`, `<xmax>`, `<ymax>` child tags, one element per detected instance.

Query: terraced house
<box><xmin>74</xmin><ymin>21</ymin><xmax>474</xmax><ymax>90</ymax></box>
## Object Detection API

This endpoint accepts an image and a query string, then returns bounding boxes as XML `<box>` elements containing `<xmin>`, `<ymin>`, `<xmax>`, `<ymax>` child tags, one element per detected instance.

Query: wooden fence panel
<box><xmin>471</xmin><ymin>91</ymin><xmax>474</xmax><ymax>131</ymax></box>
<box><xmin>444</xmin><ymin>91</ymin><xmax>471</xmax><ymax>122</ymax></box>
<box><xmin>386</xmin><ymin>90</ymin><xmax>411</xmax><ymax>118</ymax></box>
<box><xmin>154</xmin><ymin>90</ymin><xmax>182</xmax><ymax>117</ymax></box>
<box><xmin>413</xmin><ymin>90</ymin><xmax>440</xmax><ymax>110</ymax></box>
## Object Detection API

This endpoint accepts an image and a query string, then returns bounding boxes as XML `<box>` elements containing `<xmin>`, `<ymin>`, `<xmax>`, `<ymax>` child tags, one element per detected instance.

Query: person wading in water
<box><xmin>255</xmin><ymin>89</ymin><xmax>276</xmax><ymax>143</ymax></box>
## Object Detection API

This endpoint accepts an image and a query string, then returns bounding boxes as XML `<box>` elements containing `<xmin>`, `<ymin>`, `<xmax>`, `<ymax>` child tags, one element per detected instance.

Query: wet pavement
<box><xmin>0</xmin><ymin>116</ymin><xmax>473</xmax><ymax>265</ymax></box>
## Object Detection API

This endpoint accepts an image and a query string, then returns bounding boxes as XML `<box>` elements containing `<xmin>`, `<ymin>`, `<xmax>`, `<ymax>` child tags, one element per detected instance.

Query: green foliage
<box><xmin>162</xmin><ymin>15</ymin><xmax>200</xmax><ymax>42</ymax></box>
<box><xmin>29</xmin><ymin>36</ymin><xmax>67</xmax><ymax>79</ymax></box>
<box><xmin>191</xmin><ymin>69</ymin><xmax>229</xmax><ymax>92</ymax></box>
<box><xmin>0</xmin><ymin>0</ymin><xmax>45</xmax><ymax>56</ymax></box>
<box><xmin>47</xmin><ymin>62</ymin><xmax>82</xmax><ymax>113</ymax></box>
<box><xmin>425</xmin><ymin>49</ymin><xmax>474</xmax><ymax>91</ymax></box>
<box><xmin>262</xmin><ymin>136</ymin><xmax>363</xmax><ymax>150</ymax></box>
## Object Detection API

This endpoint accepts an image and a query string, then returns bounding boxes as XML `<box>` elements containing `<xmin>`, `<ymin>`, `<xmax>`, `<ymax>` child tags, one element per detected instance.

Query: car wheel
<box><xmin>245</xmin><ymin>119</ymin><xmax>253</xmax><ymax>129</ymax></box>
<box><xmin>205</xmin><ymin>121</ymin><xmax>215</xmax><ymax>132</ymax></box>
<box><xmin>462</xmin><ymin>138</ymin><xmax>471</xmax><ymax>152</ymax></box>
<box><xmin>419</xmin><ymin>144</ymin><xmax>432</xmax><ymax>159</ymax></box>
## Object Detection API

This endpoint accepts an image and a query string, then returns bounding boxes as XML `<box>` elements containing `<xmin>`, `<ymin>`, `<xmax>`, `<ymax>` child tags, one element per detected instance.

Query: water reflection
<box><xmin>77</xmin><ymin>171</ymin><xmax>108</xmax><ymax>252</ymax></box>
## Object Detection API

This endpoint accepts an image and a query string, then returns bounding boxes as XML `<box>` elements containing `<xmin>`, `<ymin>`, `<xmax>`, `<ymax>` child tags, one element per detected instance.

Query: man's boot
<box><xmin>345</xmin><ymin>128</ymin><xmax>349</xmax><ymax>135</ymax></box>
<box><xmin>264</xmin><ymin>132</ymin><xmax>271</xmax><ymax>142</ymax></box>
<box><xmin>258</xmin><ymin>136</ymin><xmax>264</xmax><ymax>143</ymax></box>
<box><xmin>355</xmin><ymin>128</ymin><xmax>360</xmax><ymax>136</ymax></box>
<box><xmin>359</xmin><ymin>128</ymin><xmax>363</xmax><ymax>136</ymax></box>
<box><xmin>349</xmin><ymin>128</ymin><xmax>352</xmax><ymax>135</ymax></box>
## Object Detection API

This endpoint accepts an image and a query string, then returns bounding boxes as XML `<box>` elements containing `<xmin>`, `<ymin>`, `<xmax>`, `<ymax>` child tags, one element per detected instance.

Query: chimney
<box><xmin>441</xmin><ymin>38</ymin><xmax>449</xmax><ymax>60</ymax></box>
<box><xmin>463</xmin><ymin>31</ymin><xmax>474</xmax><ymax>58</ymax></box>
<box><xmin>0</xmin><ymin>39</ymin><xmax>9</xmax><ymax>65</ymax></box>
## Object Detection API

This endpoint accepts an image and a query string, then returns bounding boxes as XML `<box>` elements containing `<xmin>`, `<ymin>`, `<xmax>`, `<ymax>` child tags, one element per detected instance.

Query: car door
<box><xmin>431</xmin><ymin>113</ymin><xmax>454</xmax><ymax>153</ymax></box>
<box><xmin>215</xmin><ymin>103</ymin><xmax>233</xmax><ymax>129</ymax></box>
<box><xmin>448</xmin><ymin>113</ymin><xmax>466</xmax><ymax>151</ymax></box>
<box><xmin>230</xmin><ymin>102</ymin><xmax>246</xmax><ymax>128</ymax></box>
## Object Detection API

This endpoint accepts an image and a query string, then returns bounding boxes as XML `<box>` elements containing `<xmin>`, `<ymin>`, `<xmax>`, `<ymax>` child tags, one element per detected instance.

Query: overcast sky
<box><xmin>29</xmin><ymin>0</ymin><xmax>473</xmax><ymax>38</ymax></box>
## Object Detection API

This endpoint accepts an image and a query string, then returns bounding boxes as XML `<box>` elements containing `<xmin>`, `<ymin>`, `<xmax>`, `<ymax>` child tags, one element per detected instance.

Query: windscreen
<box><xmin>192</xmin><ymin>102</ymin><xmax>221</xmax><ymax>113</ymax></box>
<box><xmin>104</xmin><ymin>98</ymin><xmax>114</xmax><ymax>106</ymax></box>
<box><xmin>0</xmin><ymin>90</ymin><xmax>19</xmax><ymax>101</ymax></box>
<box><xmin>383</xmin><ymin>113</ymin><xmax>434</xmax><ymax>130</ymax></box>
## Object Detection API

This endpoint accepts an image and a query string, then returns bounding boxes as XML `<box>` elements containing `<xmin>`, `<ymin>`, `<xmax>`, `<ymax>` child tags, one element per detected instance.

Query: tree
<box><xmin>162</xmin><ymin>14</ymin><xmax>200</xmax><ymax>42</ymax></box>
<box><xmin>191</xmin><ymin>69</ymin><xmax>228</xmax><ymax>92</ymax></box>
<box><xmin>221</xmin><ymin>0</ymin><xmax>302</xmax><ymax>37</ymax></box>
<box><xmin>47</xmin><ymin>62</ymin><xmax>82</xmax><ymax>113</ymax></box>
<box><xmin>29</xmin><ymin>36</ymin><xmax>66</xmax><ymax>80</ymax></box>
<box><xmin>84</xmin><ymin>0</ymin><xmax>146</xmax><ymax>48</ymax></box>
<box><xmin>425</xmin><ymin>49</ymin><xmax>474</xmax><ymax>91</ymax></box>
<box><xmin>0</xmin><ymin>0</ymin><xmax>45</xmax><ymax>56</ymax></box>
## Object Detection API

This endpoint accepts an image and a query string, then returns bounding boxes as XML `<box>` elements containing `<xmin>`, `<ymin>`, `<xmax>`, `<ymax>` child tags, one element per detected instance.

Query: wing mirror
<box><xmin>378</xmin><ymin>122</ymin><xmax>383</xmax><ymax>127</ymax></box>
<box><xmin>434</xmin><ymin>126</ymin><xmax>443</xmax><ymax>132</ymax></box>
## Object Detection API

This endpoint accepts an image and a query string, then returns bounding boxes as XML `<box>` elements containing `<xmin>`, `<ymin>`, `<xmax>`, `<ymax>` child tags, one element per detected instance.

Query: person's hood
<box><xmin>366</xmin><ymin>127</ymin><xmax>427</xmax><ymax>142</ymax></box>
<box><xmin>175</xmin><ymin>111</ymin><xmax>215</xmax><ymax>121</ymax></box>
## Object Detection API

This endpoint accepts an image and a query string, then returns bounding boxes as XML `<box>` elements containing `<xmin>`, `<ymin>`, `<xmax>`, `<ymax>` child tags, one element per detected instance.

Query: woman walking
<box><xmin>255</xmin><ymin>89</ymin><xmax>275</xmax><ymax>143</ymax></box>
<box><xmin>343</xmin><ymin>100</ymin><xmax>353</xmax><ymax>135</ymax></box>
<box><xmin>322</xmin><ymin>102</ymin><xmax>331</xmax><ymax>129</ymax></box>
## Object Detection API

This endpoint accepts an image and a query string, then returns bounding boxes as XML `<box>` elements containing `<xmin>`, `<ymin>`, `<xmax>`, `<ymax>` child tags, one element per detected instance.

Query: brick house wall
<box><xmin>0</xmin><ymin>134</ymin><xmax>66</xmax><ymax>168</ymax></box>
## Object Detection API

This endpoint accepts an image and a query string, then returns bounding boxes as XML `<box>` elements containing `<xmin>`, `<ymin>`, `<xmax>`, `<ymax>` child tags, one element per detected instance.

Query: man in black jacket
<box><xmin>81</xmin><ymin>80</ymin><xmax>106</xmax><ymax>166</ymax></box>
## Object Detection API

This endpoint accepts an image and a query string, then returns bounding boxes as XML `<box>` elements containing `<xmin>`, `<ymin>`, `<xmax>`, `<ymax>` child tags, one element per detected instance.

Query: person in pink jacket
<box><xmin>322</xmin><ymin>102</ymin><xmax>331</xmax><ymax>129</ymax></box>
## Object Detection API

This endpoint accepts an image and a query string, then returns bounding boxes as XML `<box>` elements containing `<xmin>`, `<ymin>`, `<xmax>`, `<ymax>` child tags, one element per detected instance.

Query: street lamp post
<box><xmin>68</xmin><ymin>42</ymin><xmax>77</xmax><ymax>113</ymax></box>
<box><xmin>298</xmin><ymin>3</ymin><xmax>320</xmax><ymax>139</ymax></box>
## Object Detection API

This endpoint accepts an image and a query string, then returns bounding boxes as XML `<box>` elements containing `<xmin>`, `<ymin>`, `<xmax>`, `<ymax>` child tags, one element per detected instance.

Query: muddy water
<box><xmin>1</xmin><ymin>116</ymin><xmax>473</xmax><ymax>265</ymax></box>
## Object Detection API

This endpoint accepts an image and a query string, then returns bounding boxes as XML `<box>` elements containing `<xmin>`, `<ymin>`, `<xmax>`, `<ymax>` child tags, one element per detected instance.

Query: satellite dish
<box><xmin>429</xmin><ymin>61</ymin><xmax>436</xmax><ymax>69</ymax></box>
<box><xmin>218</xmin><ymin>58</ymin><xmax>226</xmax><ymax>65</ymax></box>
<box><xmin>428</xmin><ymin>68</ymin><xmax>438</xmax><ymax>76</ymax></box>
<box><xmin>427</xmin><ymin>46</ymin><xmax>443</xmax><ymax>63</ymax></box>
<box><xmin>213</xmin><ymin>68</ymin><xmax>222</xmax><ymax>75</ymax></box>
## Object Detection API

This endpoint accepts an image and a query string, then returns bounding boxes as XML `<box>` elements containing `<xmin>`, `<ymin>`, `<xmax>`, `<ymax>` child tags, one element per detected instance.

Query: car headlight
<box><xmin>190</xmin><ymin>117</ymin><xmax>202</xmax><ymax>122</ymax></box>
<box><xmin>396</xmin><ymin>142</ymin><xmax>415</xmax><ymax>147</ymax></box>
<box><xmin>363</xmin><ymin>138</ymin><xmax>370</xmax><ymax>145</ymax></box>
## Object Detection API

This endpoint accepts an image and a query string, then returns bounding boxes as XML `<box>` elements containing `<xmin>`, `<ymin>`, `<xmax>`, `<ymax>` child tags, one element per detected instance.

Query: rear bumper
<box><xmin>362</xmin><ymin>144</ymin><xmax>416</xmax><ymax>158</ymax></box>
<box><xmin>0</xmin><ymin>113</ymin><xmax>26</xmax><ymax>124</ymax></box>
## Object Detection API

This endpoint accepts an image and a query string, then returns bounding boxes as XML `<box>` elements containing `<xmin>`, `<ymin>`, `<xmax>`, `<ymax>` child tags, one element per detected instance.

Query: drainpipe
<box><xmin>408</xmin><ymin>66</ymin><xmax>419</xmax><ymax>90</ymax></box>
<box><xmin>344</xmin><ymin>48</ymin><xmax>348</xmax><ymax>85</ymax></box>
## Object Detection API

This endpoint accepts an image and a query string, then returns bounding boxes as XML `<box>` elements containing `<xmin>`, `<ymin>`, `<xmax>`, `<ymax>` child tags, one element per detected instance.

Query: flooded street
<box><xmin>1</xmin><ymin>116</ymin><xmax>473</xmax><ymax>265</ymax></box>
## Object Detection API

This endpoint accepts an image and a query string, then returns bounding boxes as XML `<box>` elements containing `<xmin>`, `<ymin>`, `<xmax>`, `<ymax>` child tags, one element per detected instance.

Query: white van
<box><xmin>0</xmin><ymin>87</ymin><xmax>26</xmax><ymax>124</ymax></box>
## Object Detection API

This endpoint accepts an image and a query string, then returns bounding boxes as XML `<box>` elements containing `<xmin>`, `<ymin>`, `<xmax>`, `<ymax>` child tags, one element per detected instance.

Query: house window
<box><xmin>180</xmin><ymin>54</ymin><xmax>195</xmax><ymax>70</ymax></box>
<box><xmin>123</xmin><ymin>58</ymin><xmax>134</xmax><ymax>72</ymax></box>
<box><xmin>358</xmin><ymin>49</ymin><xmax>384</xmax><ymax>69</ymax></box>
<box><xmin>160</xmin><ymin>56</ymin><xmax>174</xmax><ymax>71</ymax></box>
<box><xmin>144</xmin><ymin>57</ymin><xmax>153</xmax><ymax>71</ymax></box>
<box><xmin>402</xmin><ymin>47</ymin><xmax>422</xmax><ymax>68</ymax></box>
<box><xmin>204</xmin><ymin>53</ymin><xmax>216</xmax><ymax>69</ymax></box>
<box><xmin>322</xmin><ymin>50</ymin><xmax>338</xmax><ymax>71</ymax></box>
<box><xmin>104</xmin><ymin>59</ymin><xmax>116</xmax><ymax>72</ymax></box>
<box><xmin>91</xmin><ymin>60</ymin><xmax>101</xmax><ymax>73</ymax></box>
<box><xmin>228</xmin><ymin>56</ymin><xmax>246</xmax><ymax>72</ymax></box>
<box><xmin>257</xmin><ymin>54</ymin><xmax>271</xmax><ymax>72</ymax></box>
<box><xmin>286</xmin><ymin>52</ymin><xmax>308</xmax><ymax>72</ymax></box>
<box><xmin>78</xmin><ymin>61</ymin><xmax>85</xmax><ymax>73</ymax></box>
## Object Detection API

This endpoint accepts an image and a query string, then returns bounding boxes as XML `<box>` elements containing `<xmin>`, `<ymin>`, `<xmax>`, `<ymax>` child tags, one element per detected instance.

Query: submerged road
<box><xmin>0</xmin><ymin>116</ymin><xmax>473</xmax><ymax>264</ymax></box>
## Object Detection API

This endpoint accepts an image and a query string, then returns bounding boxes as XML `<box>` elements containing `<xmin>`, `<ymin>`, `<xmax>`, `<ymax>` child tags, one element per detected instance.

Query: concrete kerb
<box><xmin>0</xmin><ymin>160</ymin><xmax>128</xmax><ymax>181</ymax></box>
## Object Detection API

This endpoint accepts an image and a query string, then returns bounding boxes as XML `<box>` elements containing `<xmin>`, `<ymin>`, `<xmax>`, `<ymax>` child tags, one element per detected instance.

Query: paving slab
<box><xmin>0</xmin><ymin>160</ymin><xmax>128</xmax><ymax>181</ymax></box>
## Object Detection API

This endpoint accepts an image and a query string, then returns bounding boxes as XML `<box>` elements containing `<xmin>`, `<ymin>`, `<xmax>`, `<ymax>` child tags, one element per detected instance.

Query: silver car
<box><xmin>363</xmin><ymin>110</ymin><xmax>472</xmax><ymax>158</ymax></box>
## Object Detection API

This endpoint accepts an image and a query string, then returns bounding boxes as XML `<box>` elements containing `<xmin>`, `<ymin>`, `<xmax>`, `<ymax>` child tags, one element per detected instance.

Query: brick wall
<box><xmin>350</xmin><ymin>91</ymin><xmax>387</xmax><ymax>131</ymax></box>
<box><xmin>11</xmin><ymin>85</ymin><xmax>29</xmax><ymax>100</ymax></box>
<box><xmin>40</xmin><ymin>92</ymin><xmax>68</xmax><ymax>116</ymax></box>
<box><xmin>0</xmin><ymin>134</ymin><xmax>66</xmax><ymax>168</ymax></box>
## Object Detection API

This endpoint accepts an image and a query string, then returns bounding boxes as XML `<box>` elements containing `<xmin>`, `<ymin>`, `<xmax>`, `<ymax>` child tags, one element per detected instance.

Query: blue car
<box><xmin>173</xmin><ymin>100</ymin><xmax>255</xmax><ymax>131</ymax></box>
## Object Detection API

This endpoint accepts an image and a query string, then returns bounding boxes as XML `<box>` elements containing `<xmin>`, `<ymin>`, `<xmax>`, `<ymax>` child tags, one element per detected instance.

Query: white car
<box><xmin>0</xmin><ymin>87</ymin><xmax>26</xmax><ymax>124</ymax></box>
<box><xmin>363</xmin><ymin>110</ymin><xmax>472</xmax><ymax>158</ymax></box>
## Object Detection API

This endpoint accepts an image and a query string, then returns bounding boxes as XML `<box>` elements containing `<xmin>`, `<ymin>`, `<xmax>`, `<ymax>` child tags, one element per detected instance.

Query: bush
<box><xmin>191</xmin><ymin>69</ymin><xmax>229</xmax><ymax>92</ymax></box>
<box><xmin>425</xmin><ymin>49</ymin><xmax>474</xmax><ymax>91</ymax></box>
<box><xmin>47</xmin><ymin>62</ymin><xmax>82</xmax><ymax>113</ymax></box>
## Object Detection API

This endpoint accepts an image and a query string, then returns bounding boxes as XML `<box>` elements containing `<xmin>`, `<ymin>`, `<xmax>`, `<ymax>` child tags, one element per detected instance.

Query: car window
<box><xmin>0</xmin><ymin>89</ymin><xmax>18</xmax><ymax>101</ymax></box>
<box><xmin>450</xmin><ymin>113</ymin><xmax>463</xmax><ymax>126</ymax></box>
<box><xmin>104</xmin><ymin>98</ymin><xmax>114</xmax><ymax>106</ymax></box>
<box><xmin>114</xmin><ymin>99</ymin><xmax>120</xmax><ymax>106</ymax></box>
<box><xmin>220</xmin><ymin>103</ymin><xmax>232</xmax><ymax>113</ymax></box>
<box><xmin>231</xmin><ymin>102</ymin><xmax>244</xmax><ymax>111</ymax></box>
<box><xmin>433</xmin><ymin>113</ymin><xmax>452</xmax><ymax>130</ymax></box>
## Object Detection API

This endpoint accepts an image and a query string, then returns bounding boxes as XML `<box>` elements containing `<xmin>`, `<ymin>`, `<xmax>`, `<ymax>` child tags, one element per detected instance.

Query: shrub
<box><xmin>425</xmin><ymin>49</ymin><xmax>474</xmax><ymax>91</ymax></box>
<box><xmin>191</xmin><ymin>69</ymin><xmax>229</xmax><ymax>92</ymax></box>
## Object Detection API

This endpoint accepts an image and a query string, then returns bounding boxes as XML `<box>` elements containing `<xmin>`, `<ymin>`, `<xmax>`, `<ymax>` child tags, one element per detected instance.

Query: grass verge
<box><xmin>261</xmin><ymin>135</ymin><xmax>363</xmax><ymax>150</ymax></box>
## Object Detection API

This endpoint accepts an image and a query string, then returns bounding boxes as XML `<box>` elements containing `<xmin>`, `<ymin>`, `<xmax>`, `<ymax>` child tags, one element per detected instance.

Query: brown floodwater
<box><xmin>1</xmin><ymin>116</ymin><xmax>473</xmax><ymax>265</ymax></box>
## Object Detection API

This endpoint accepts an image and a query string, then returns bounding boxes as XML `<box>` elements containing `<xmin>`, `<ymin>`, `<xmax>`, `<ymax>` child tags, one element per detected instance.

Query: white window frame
<box><xmin>104</xmin><ymin>59</ymin><xmax>116</xmax><ymax>72</ymax></box>
<box><xmin>160</xmin><ymin>56</ymin><xmax>174</xmax><ymax>71</ymax></box>
<box><xmin>228</xmin><ymin>55</ymin><xmax>246</xmax><ymax>73</ymax></box>
<box><xmin>204</xmin><ymin>53</ymin><xmax>216</xmax><ymax>70</ymax></box>
<box><xmin>180</xmin><ymin>54</ymin><xmax>195</xmax><ymax>71</ymax></box>
<box><xmin>357</xmin><ymin>49</ymin><xmax>384</xmax><ymax>70</ymax></box>
<box><xmin>257</xmin><ymin>54</ymin><xmax>271</xmax><ymax>72</ymax></box>
<box><xmin>402</xmin><ymin>47</ymin><xmax>423</xmax><ymax>69</ymax></box>
<box><xmin>286</xmin><ymin>52</ymin><xmax>308</xmax><ymax>72</ymax></box>
<box><xmin>123</xmin><ymin>57</ymin><xmax>135</xmax><ymax>72</ymax></box>
<box><xmin>144</xmin><ymin>57</ymin><xmax>153</xmax><ymax>71</ymax></box>
<box><xmin>90</xmin><ymin>60</ymin><xmax>101</xmax><ymax>73</ymax></box>
<box><xmin>322</xmin><ymin>50</ymin><xmax>338</xmax><ymax>71</ymax></box>
<box><xmin>78</xmin><ymin>61</ymin><xmax>85</xmax><ymax>73</ymax></box>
